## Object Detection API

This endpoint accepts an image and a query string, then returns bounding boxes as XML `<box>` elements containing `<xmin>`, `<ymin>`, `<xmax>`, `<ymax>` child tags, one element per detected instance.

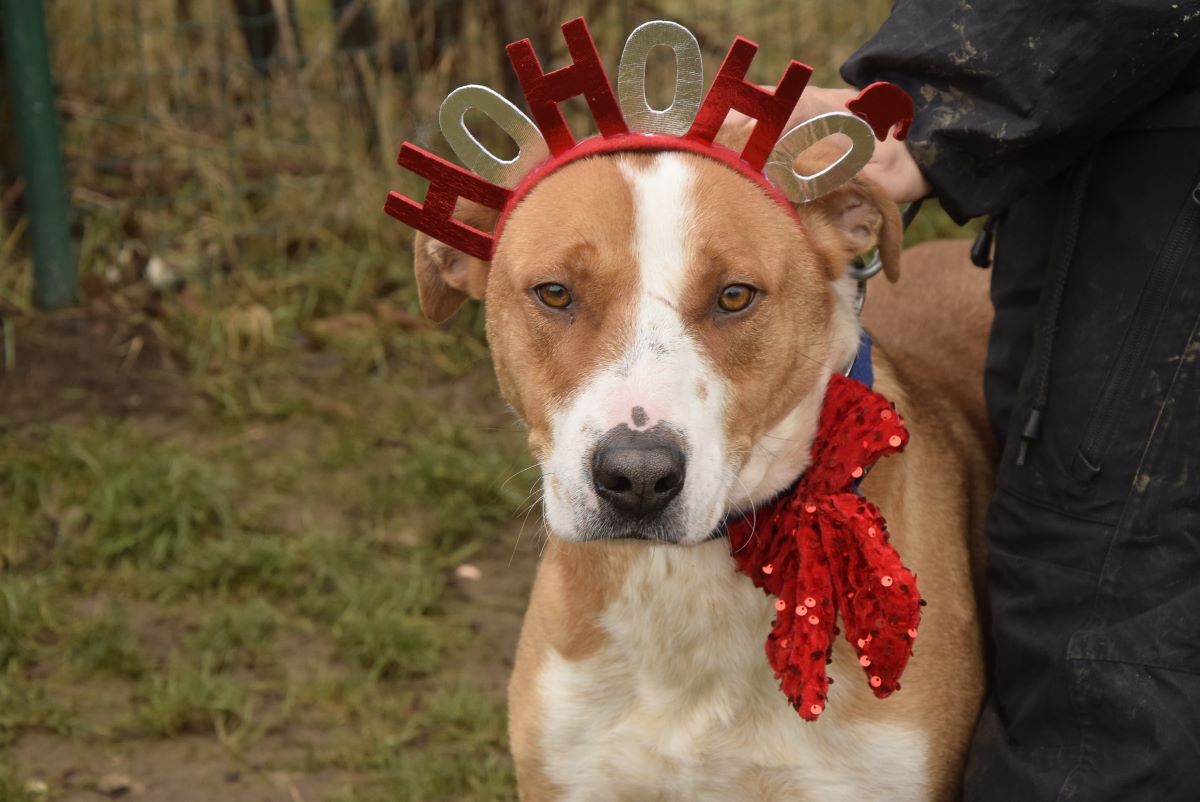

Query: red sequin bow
<box><xmin>726</xmin><ymin>374</ymin><xmax>922</xmax><ymax>721</ymax></box>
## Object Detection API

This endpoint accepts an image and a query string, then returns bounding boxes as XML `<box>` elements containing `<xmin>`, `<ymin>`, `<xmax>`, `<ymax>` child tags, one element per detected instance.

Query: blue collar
<box><xmin>846</xmin><ymin>331</ymin><xmax>874</xmax><ymax>389</ymax></box>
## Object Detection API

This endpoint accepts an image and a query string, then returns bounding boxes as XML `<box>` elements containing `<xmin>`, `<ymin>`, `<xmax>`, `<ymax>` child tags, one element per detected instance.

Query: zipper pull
<box><xmin>1015</xmin><ymin>407</ymin><xmax>1043</xmax><ymax>467</ymax></box>
<box><xmin>971</xmin><ymin>214</ymin><xmax>1001</xmax><ymax>268</ymax></box>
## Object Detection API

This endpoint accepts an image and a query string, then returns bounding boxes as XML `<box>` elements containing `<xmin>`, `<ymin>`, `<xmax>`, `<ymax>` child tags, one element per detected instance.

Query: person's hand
<box><xmin>729</xmin><ymin>85</ymin><xmax>934</xmax><ymax>204</ymax></box>
<box><xmin>861</xmin><ymin>129</ymin><xmax>932</xmax><ymax>204</ymax></box>
<box><xmin>790</xmin><ymin>86</ymin><xmax>933</xmax><ymax>203</ymax></box>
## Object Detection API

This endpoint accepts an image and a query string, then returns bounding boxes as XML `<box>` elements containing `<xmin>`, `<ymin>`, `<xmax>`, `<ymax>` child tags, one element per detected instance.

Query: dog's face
<box><xmin>415</xmin><ymin>145</ymin><xmax>899</xmax><ymax>545</ymax></box>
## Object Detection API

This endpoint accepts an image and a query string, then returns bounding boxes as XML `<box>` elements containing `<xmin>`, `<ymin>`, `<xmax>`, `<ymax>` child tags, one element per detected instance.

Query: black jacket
<box><xmin>842</xmin><ymin>1</ymin><xmax>1200</xmax><ymax>222</ymax></box>
<box><xmin>842</xmin><ymin>11</ymin><xmax>1200</xmax><ymax>801</ymax></box>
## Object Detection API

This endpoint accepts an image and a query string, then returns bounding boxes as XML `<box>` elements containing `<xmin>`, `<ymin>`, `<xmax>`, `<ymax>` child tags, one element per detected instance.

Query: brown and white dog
<box><xmin>414</xmin><ymin>134</ymin><xmax>992</xmax><ymax>800</ymax></box>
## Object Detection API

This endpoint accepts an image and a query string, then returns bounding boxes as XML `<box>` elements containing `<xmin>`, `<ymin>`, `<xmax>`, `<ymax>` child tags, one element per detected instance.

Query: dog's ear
<box><xmin>412</xmin><ymin>201</ymin><xmax>498</xmax><ymax>323</ymax></box>
<box><xmin>718</xmin><ymin>117</ymin><xmax>905</xmax><ymax>283</ymax></box>
<box><xmin>794</xmin><ymin>141</ymin><xmax>903</xmax><ymax>282</ymax></box>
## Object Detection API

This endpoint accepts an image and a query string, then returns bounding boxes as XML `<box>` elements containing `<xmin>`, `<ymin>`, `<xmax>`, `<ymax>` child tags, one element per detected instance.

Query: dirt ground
<box><xmin>10</xmin><ymin>540</ymin><xmax>536</xmax><ymax>802</ymax></box>
<box><xmin>0</xmin><ymin>305</ymin><xmax>539</xmax><ymax>801</ymax></box>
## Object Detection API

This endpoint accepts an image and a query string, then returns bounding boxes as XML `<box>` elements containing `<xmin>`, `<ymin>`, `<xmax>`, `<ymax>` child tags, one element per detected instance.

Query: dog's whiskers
<box><xmin>499</xmin><ymin>461</ymin><xmax>543</xmax><ymax>494</ymax></box>
<box><xmin>761</xmin><ymin>432</ymin><xmax>804</xmax><ymax>443</ymax></box>
<box><xmin>514</xmin><ymin>482</ymin><xmax>547</xmax><ymax>519</ymax></box>
<box><xmin>729</xmin><ymin>469</ymin><xmax>760</xmax><ymax>556</ymax></box>
<box><xmin>511</xmin><ymin>485</ymin><xmax>546</xmax><ymax>567</ymax></box>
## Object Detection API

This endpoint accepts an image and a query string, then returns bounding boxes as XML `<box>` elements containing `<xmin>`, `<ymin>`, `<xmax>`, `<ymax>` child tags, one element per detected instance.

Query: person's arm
<box><xmin>841</xmin><ymin>1</ymin><xmax>1200</xmax><ymax>222</ymax></box>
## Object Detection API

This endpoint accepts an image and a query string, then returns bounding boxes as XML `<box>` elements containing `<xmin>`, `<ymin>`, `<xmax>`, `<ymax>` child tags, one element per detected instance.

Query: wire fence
<box><xmin>3</xmin><ymin>0</ymin><xmax>894</xmax><ymax>316</ymax></box>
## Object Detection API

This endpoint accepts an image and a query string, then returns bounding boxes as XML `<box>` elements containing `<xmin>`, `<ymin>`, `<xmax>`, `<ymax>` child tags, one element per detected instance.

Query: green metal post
<box><xmin>2</xmin><ymin>0</ymin><xmax>75</xmax><ymax>309</ymax></box>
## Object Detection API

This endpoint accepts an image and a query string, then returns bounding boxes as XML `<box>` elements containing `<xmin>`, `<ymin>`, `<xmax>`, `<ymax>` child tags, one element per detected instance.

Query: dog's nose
<box><xmin>592</xmin><ymin>427</ymin><xmax>686</xmax><ymax>518</ymax></box>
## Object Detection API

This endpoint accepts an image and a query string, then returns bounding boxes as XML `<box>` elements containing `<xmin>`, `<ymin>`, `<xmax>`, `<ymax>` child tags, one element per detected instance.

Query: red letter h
<box><xmin>688</xmin><ymin>38</ymin><xmax>812</xmax><ymax>172</ymax></box>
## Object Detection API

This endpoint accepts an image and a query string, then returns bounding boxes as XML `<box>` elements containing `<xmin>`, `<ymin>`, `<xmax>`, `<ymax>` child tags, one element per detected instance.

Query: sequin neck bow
<box><xmin>726</xmin><ymin>374</ymin><xmax>922</xmax><ymax>721</ymax></box>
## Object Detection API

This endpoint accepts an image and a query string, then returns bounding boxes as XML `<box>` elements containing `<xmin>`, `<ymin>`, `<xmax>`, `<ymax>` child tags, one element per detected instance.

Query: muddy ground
<box><xmin>0</xmin><ymin>305</ymin><xmax>538</xmax><ymax>801</ymax></box>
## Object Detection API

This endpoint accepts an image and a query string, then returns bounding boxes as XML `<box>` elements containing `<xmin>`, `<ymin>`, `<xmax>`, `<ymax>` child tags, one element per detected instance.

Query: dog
<box><xmin>412</xmin><ymin>129</ymin><xmax>992</xmax><ymax>800</ymax></box>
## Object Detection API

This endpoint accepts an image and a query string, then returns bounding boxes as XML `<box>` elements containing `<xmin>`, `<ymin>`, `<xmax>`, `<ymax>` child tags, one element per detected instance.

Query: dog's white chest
<box><xmin>534</xmin><ymin>543</ymin><xmax>932</xmax><ymax>802</ymax></box>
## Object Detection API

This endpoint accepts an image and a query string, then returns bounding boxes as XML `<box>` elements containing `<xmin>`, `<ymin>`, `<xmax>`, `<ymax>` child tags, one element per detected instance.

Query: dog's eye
<box><xmin>534</xmin><ymin>283</ymin><xmax>572</xmax><ymax>310</ymax></box>
<box><xmin>717</xmin><ymin>284</ymin><xmax>756</xmax><ymax>313</ymax></box>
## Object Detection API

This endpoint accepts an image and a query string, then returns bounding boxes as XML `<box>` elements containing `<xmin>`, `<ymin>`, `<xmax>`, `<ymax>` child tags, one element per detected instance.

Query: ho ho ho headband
<box><xmin>384</xmin><ymin>17</ymin><xmax>914</xmax><ymax>261</ymax></box>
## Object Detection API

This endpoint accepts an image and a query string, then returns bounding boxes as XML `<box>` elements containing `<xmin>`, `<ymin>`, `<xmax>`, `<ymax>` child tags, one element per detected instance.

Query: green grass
<box><xmin>0</xmin><ymin>666</ymin><xmax>77</xmax><ymax>747</ymax></box>
<box><xmin>133</xmin><ymin>655</ymin><xmax>259</xmax><ymax>747</ymax></box>
<box><xmin>326</xmin><ymin>686</ymin><xmax>516</xmax><ymax>802</ymax></box>
<box><xmin>374</xmin><ymin>688</ymin><xmax>516</xmax><ymax>801</ymax></box>
<box><xmin>75</xmin><ymin>448</ymin><xmax>231</xmax><ymax>567</ymax></box>
<box><xmin>67</xmin><ymin>609</ymin><xmax>146</xmax><ymax>680</ymax></box>
<box><xmin>190</xmin><ymin>600</ymin><xmax>279</xmax><ymax>670</ymax></box>
<box><xmin>393</xmin><ymin>423</ymin><xmax>531</xmax><ymax>551</ymax></box>
<box><xmin>0</xmin><ymin>426</ymin><xmax>231</xmax><ymax>571</ymax></box>
<box><xmin>331</xmin><ymin>574</ymin><xmax>447</xmax><ymax>679</ymax></box>
<box><xmin>0</xmin><ymin>762</ymin><xmax>41</xmax><ymax>802</ymax></box>
<box><xmin>162</xmin><ymin>536</ymin><xmax>296</xmax><ymax>599</ymax></box>
<box><xmin>0</xmin><ymin>578</ymin><xmax>56</xmax><ymax>670</ymax></box>
<box><xmin>0</xmin><ymin>317</ymin><xmax>529</xmax><ymax>793</ymax></box>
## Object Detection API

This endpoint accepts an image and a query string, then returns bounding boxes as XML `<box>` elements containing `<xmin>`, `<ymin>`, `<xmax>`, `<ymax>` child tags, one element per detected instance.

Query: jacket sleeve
<box><xmin>842</xmin><ymin>1</ymin><xmax>1200</xmax><ymax>222</ymax></box>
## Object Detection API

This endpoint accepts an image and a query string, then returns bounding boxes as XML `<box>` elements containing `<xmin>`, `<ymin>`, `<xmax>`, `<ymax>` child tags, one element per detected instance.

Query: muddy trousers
<box><xmin>962</xmin><ymin>126</ymin><xmax>1200</xmax><ymax>801</ymax></box>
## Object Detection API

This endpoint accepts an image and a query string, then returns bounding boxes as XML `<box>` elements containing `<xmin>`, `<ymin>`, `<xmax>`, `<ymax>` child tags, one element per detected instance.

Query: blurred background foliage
<box><xmin>0</xmin><ymin>1</ymin><xmax>973</xmax><ymax>799</ymax></box>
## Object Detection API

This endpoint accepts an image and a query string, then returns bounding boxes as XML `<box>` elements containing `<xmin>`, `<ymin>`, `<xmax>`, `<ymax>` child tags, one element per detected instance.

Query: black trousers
<box><xmin>963</xmin><ymin>126</ymin><xmax>1200</xmax><ymax>800</ymax></box>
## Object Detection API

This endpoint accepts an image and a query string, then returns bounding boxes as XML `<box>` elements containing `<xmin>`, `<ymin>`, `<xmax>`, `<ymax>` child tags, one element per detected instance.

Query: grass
<box><xmin>331</xmin><ymin>574</ymin><xmax>447</xmax><ymax>679</ymax></box>
<box><xmin>0</xmin><ymin>762</ymin><xmax>42</xmax><ymax>802</ymax></box>
<box><xmin>322</xmin><ymin>686</ymin><xmax>515</xmax><ymax>802</ymax></box>
<box><xmin>0</xmin><ymin>425</ymin><xmax>232</xmax><ymax>572</ymax></box>
<box><xmin>0</xmin><ymin>0</ymin><xmax>980</xmax><ymax>797</ymax></box>
<box><xmin>134</xmin><ymin>655</ymin><xmax>257</xmax><ymax>741</ymax></box>
<box><xmin>0</xmin><ymin>309</ymin><xmax>532</xmax><ymax>793</ymax></box>
<box><xmin>0</xmin><ymin>303</ymin><xmax>533</xmax><ymax>796</ymax></box>
<box><xmin>67</xmin><ymin>609</ymin><xmax>146</xmax><ymax>679</ymax></box>
<box><xmin>0</xmin><ymin>666</ymin><xmax>76</xmax><ymax>746</ymax></box>
<box><xmin>192</xmin><ymin>600</ymin><xmax>279</xmax><ymax>663</ymax></box>
<box><xmin>373</xmin><ymin>688</ymin><xmax>516</xmax><ymax>801</ymax></box>
<box><xmin>0</xmin><ymin>578</ymin><xmax>57</xmax><ymax>670</ymax></box>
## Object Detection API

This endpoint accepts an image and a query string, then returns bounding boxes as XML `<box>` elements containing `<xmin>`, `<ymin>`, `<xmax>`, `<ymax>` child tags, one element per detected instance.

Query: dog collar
<box><xmin>845</xmin><ymin>331</ymin><xmax>875</xmax><ymax>389</ymax></box>
<box><xmin>725</xmin><ymin>373</ymin><xmax>921</xmax><ymax>721</ymax></box>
